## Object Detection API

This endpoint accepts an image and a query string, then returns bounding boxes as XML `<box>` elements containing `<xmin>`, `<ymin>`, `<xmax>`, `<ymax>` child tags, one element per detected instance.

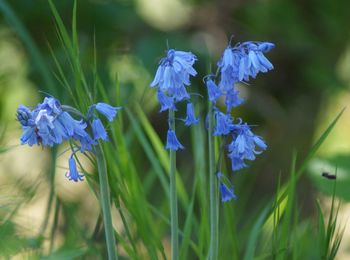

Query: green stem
<box><xmin>169</xmin><ymin>108</ymin><xmax>179</xmax><ymax>260</ymax></box>
<box><xmin>208</xmin><ymin>103</ymin><xmax>218</xmax><ymax>260</ymax></box>
<box><xmin>95</xmin><ymin>144</ymin><xmax>118</xmax><ymax>260</ymax></box>
<box><xmin>40</xmin><ymin>146</ymin><xmax>58</xmax><ymax>236</ymax></box>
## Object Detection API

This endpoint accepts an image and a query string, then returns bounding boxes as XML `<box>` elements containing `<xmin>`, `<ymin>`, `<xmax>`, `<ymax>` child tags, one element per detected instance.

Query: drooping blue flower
<box><xmin>34</xmin><ymin>109</ymin><xmax>56</xmax><ymax>146</ymax></box>
<box><xmin>238</xmin><ymin>50</ymin><xmax>273</xmax><ymax>81</ymax></box>
<box><xmin>168</xmin><ymin>85</ymin><xmax>190</xmax><ymax>102</ymax></box>
<box><xmin>17</xmin><ymin>105</ymin><xmax>34</xmax><ymax>127</ymax></box>
<box><xmin>65</xmin><ymin>156</ymin><xmax>84</xmax><ymax>182</ymax></box>
<box><xmin>219</xmin><ymin>183</ymin><xmax>237</xmax><ymax>202</ymax></box>
<box><xmin>213</xmin><ymin>110</ymin><xmax>233</xmax><ymax>136</ymax></box>
<box><xmin>150</xmin><ymin>49</ymin><xmax>197</xmax><ymax>92</ymax></box>
<box><xmin>165</xmin><ymin>129</ymin><xmax>184</xmax><ymax>151</ymax></box>
<box><xmin>20</xmin><ymin>126</ymin><xmax>39</xmax><ymax>146</ymax></box>
<box><xmin>217</xmin><ymin>47</ymin><xmax>241</xmax><ymax>90</ymax></box>
<box><xmin>225</xmin><ymin>88</ymin><xmax>244</xmax><ymax>112</ymax></box>
<box><xmin>92</xmin><ymin>118</ymin><xmax>108</xmax><ymax>141</ymax></box>
<box><xmin>227</xmin><ymin>153</ymin><xmax>248</xmax><ymax>171</ymax></box>
<box><xmin>228</xmin><ymin>122</ymin><xmax>267</xmax><ymax>170</ymax></box>
<box><xmin>17</xmin><ymin>96</ymin><xmax>121</xmax><ymax>182</ymax></box>
<box><xmin>217</xmin><ymin>172</ymin><xmax>237</xmax><ymax>202</ymax></box>
<box><xmin>38</xmin><ymin>97</ymin><xmax>62</xmax><ymax>114</ymax></box>
<box><xmin>184</xmin><ymin>103</ymin><xmax>199</xmax><ymax>126</ymax></box>
<box><xmin>240</xmin><ymin>41</ymin><xmax>275</xmax><ymax>53</ymax></box>
<box><xmin>205</xmin><ymin>78</ymin><xmax>222</xmax><ymax>103</ymax></box>
<box><xmin>157</xmin><ymin>90</ymin><xmax>176</xmax><ymax>112</ymax></box>
<box><xmin>95</xmin><ymin>103</ymin><xmax>120</xmax><ymax>122</ymax></box>
<box><xmin>218</xmin><ymin>41</ymin><xmax>274</xmax><ymax>88</ymax></box>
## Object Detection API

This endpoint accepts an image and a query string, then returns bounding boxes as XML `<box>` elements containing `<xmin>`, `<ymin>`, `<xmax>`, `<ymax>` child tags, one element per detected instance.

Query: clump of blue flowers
<box><xmin>17</xmin><ymin>97</ymin><xmax>120</xmax><ymax>182</ymax></box>
<box><xmin>150</xmin><ymin>49</ymin><xmax>199</xmax><ymax>150</ymax></box>
<box><xmin>206</xmin><ymin>40</ymin><xmax>274</xmax><ymax>202</ymax></box>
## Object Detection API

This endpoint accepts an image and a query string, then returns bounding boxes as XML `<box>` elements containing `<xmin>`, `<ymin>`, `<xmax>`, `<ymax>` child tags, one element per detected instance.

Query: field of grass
<box><xmin>0</xmin><ymin>0</ymin><xmax>350</xmax><ymax>259</ymax></box>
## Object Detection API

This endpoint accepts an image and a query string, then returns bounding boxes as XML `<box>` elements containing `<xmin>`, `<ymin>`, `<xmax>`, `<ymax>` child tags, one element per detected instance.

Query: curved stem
<box><xmin>169</xmin><ymin>108</ymin><xmax>179</xmax><ymax>260</ymax></box>
<box><xmin>95</xmin><ymin>144</ymin><xmax>118</xmax><ymax>260</ymax></box>
<box><xmin>208</xmin><ymin>102</ymin><xmax>219</xmax><ymax>260</ymax></box>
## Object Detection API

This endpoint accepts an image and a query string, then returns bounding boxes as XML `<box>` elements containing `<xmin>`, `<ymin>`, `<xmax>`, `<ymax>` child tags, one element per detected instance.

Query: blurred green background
<box><xmin>1</xmin><ymin>0</ymin><xmax>350</xmax><ymax>258</ymax></box>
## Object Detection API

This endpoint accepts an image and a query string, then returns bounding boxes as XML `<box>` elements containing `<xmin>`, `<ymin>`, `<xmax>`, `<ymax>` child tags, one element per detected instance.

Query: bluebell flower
<box><xmin>165</xmin><ymin>129</ymin><xmax>184</xmax><ymax>151</ymax></box>
<box><xmin>213</xmin><ymin>110</ymin><xmax>233</xmax><ymax>136</ymax></box>
<box><xmin>34</xmin><ymin>109</ymin><xmax>56</xmax><ymax>146</ymax></box>
<box><xmin>218</xmin><ymin>41</ymin><xmax>274</xmax><ymax>87</ymax></box>
<box><xmin>227</xmin><ymin>153</ymin><xmax>248</xmax><ymax>171</ymax></box>
<box><xmin>205</xmin><ymin>78</ymin><xmax>222</xmax><ymax>103</ymax></box>
<box><xmin>95</xmin><ymin>103</ymin><xmax>120</xmax><ymax>122</ymax></box>
<box><xmin>228</xmin><ymin>123</ymin><xmax>267</xmax><ymax>170</ymax></box>
<box><xmin>150</xmin><ymin>49</ymin><xmax>197</xmax><ymax>92</ymax></box>
<box><xmin>219</xmin><ymin>183</ymin><xmax>237</xmax><ymax>202</ymax></box>
<box><xmin>240</xmin><ymin>41</ymin><xmax>275</xmax><ymax>53</ymax></box>
<box><xmin>157</xmin><ymin>90</ymin><xmax>176</xmax><ymax>112</ymax></box>
<box><xmin>225</xmin><ymin>88</ymin><xmax>244</xmax><ymax>112</ymax></box>
<box><xmin>18</xmin><ymin>96</ymin><xmax>121</xmax><ymax>182</ymax></box>
<box><xmin>168</xmin><ymin>85</ymin><xmax>190</xmax><ymax>102</ymax></box>
<box><xmin>20</xmin><ymin>126</ymin><xmax>39</xmax><ymax>146</ymax></box>
<box><xmin>38</xmin><ymin>97</ymin><xmax>62</xmax><ymax>114</ymax></box>
<box><xmin>65</xmin><ymin>156</ymin><xmax>84</xmax><ymax>182</ymax></box>
<box><xmin>238</xmin><ymin>50</ymin><xmax>273</xmax><ymax>81</ymax></box>
<box><xmin>217</xmin><ymin>47</ymin><xmax>241</xmax><ymax>90</ymax></box>
<box><xmin>184</xmin><ymin>103</ymin><xmax>199</xmax><ymax>126</ymax></box>
<box><xmin>217</xmin><ymin>172</ymin><xmax>237</xmax><ymax>202</ymax></box>
<box><xmin>92</xmin><ymin>118</ymin><xmax>108</xmax><ymax>141</ymax></box>
<box><xmin>17</xmin><ymin>105</ymin><xmax>34</xmax><ymax>127</ymax></box>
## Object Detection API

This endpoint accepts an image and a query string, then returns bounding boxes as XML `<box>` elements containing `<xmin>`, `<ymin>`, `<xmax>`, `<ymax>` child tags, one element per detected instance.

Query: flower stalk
<box><xmin>169</xmin><ymin>108</ymin><xmax>179</xmax><ymax>260</ymax></box>
<box><xmin>208</xmin><ymin>102</ymin><xmax>219</xmax><ymax>260</ymax></box>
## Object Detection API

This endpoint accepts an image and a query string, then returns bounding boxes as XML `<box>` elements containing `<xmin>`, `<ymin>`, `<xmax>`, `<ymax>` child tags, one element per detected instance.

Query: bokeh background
<box><xmin>1</xmin><ymin>0</ymin><xmax>350</xmax><ymax>258</ymax></box>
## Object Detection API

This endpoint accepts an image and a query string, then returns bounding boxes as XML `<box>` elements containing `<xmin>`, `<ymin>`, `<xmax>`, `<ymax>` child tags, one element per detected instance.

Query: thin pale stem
<box><xmin>208</xmin><ymin>102</ymin><xmax>219</xmax><ymax>260</ymax></box>
<box><xmin>95</xmin><ymin>144</ymin><xmax>118</xmax><ymax>260</ymax></box>
<box><xmin>169</xmin><ymin>108</ymin><xmax>179</xmax><ymax>260</ymax></box>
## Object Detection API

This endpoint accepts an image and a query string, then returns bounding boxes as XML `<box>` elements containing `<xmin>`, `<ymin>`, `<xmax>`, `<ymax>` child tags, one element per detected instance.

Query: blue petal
<box><xmin>92</xmin><ymin>118</ymin><xmax>109</xmax><ymax>141</ymax></box>
<box><xmin>216</xmin><ymin>173</ymin><xmax>238</xmax><ymax>202</ymax></box>
<box><xmin>66</xmin><ymin>156</ymin><xmax>84</xmax><ymax>182</ymax></box>
<box><xmin>157</xmin><ymin>90</ymin><xmax>176</xmax><ymax>112</ymax></box>
<box><xmin>17</xmin><ymin>105</ymin><xmax>33</xmax><ymax>127</ymax></box>
<box><xmin>168</xmin><ymin>85</ymin><xmax>190</xmax><ymax>102</ymax></box>
<box><xmin>165</xmin><ymin>129</ymin><xmax>184</xmax><ymax>151</ymax></box>
<box><xmin>213</xmin><ymin>111</ymin><xmax>233</xmax><ymax>136</ymax></box>
<box><xmin>20</xmin><ymin>126</ymin><xmax>39</xmax><ymax>146</ymax></box>
<box><xmin>257</xmin><ymin>42</ymin><xmax>275</xmax><ymax>52</ymax></box>
<box><xmin>95</xmin><ymin>103</ymin><xmax>120</xmax><ymax>122</ymax></box>
<box><xmin>150</xmin><ymin>49</ymin><xmax>197</xmax><ymax>92</ymax></box>
<box><xmin>184</xmin><ymin>103</ymin><xmax>199</xmax><ymax>126</ymax></box>
<box><xmin>206</xmin><ymin>79</ymin><xmax>221</xmax><ymax>103</ymax></box>
<box><xmin>225</xmin><ymin>88</ymin><xmax>244</xmax><ymax>112</ymax></box>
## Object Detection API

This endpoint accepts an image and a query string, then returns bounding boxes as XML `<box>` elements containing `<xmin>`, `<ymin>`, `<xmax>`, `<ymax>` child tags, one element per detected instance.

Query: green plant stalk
<box><xmin>95</xmin><ymin>144</ymin><xmax>118</xmax><ymax>260</ymax></box>
<box><xmin>169</xmin><ymin>108</ymin><xmax>179</xmax><ymax>260</ymax></box>
<box><xmin>208</xmin><ymin>102</ymin><xmax>218</xmax><ymax>260</ymax></box>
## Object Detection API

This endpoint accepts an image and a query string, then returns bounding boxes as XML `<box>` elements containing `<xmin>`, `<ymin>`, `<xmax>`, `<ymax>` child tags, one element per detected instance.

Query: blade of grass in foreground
<box><xmin>243</xmin><ymin>205</ymin><xmax>270</xmax><ymax>260</ymax></box>
<box><xmin>264</xmin><ymin>108</ymin><xmax>345</xmax><ymax>228</ymax></box>
<box><xmin>134</xmin><ymin>103</ymin><xmax>189</xmax><ymax>207</ymax></box>
<box><xmin>94</xmin><ymin>144</ymin><xmax>118</xmax><ymax>260</ymax></box>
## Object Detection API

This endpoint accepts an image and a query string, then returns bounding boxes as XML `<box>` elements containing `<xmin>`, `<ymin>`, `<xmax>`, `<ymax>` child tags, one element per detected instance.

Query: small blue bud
<box><xmin>184</xmin><ymin>103</ymin><xmax>199</xmax><ymax>126</ymax></box>
<box><xmin>66</xmin><ymin>156</ymin><xmax>84</xmax><ymax>182</ymax></box>
<box><xmin>165</xmin><ymin>129</ymin><xmax>184</xmax><ymax>151</ymax></box>
<box><xmin>95</xmin><ymin>103</ymin><xmax>120</xmax><ymax>122</ymax></box>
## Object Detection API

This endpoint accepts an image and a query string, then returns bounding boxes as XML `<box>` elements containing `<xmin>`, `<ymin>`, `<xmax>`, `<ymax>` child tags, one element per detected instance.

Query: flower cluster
<box><xmin>206</xmin><ymin>40</ymin><xmax>274</xmax><ymax>202</ymax></box>
<box><xmin>150</xmin><ymin>49</ymin><xmax>199</xmax><ymax>150</ymax></box>
<box><xmin>17</xmin><ymin>97</ymin><xmax>120</xmax><ymax>182</ymax></box>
